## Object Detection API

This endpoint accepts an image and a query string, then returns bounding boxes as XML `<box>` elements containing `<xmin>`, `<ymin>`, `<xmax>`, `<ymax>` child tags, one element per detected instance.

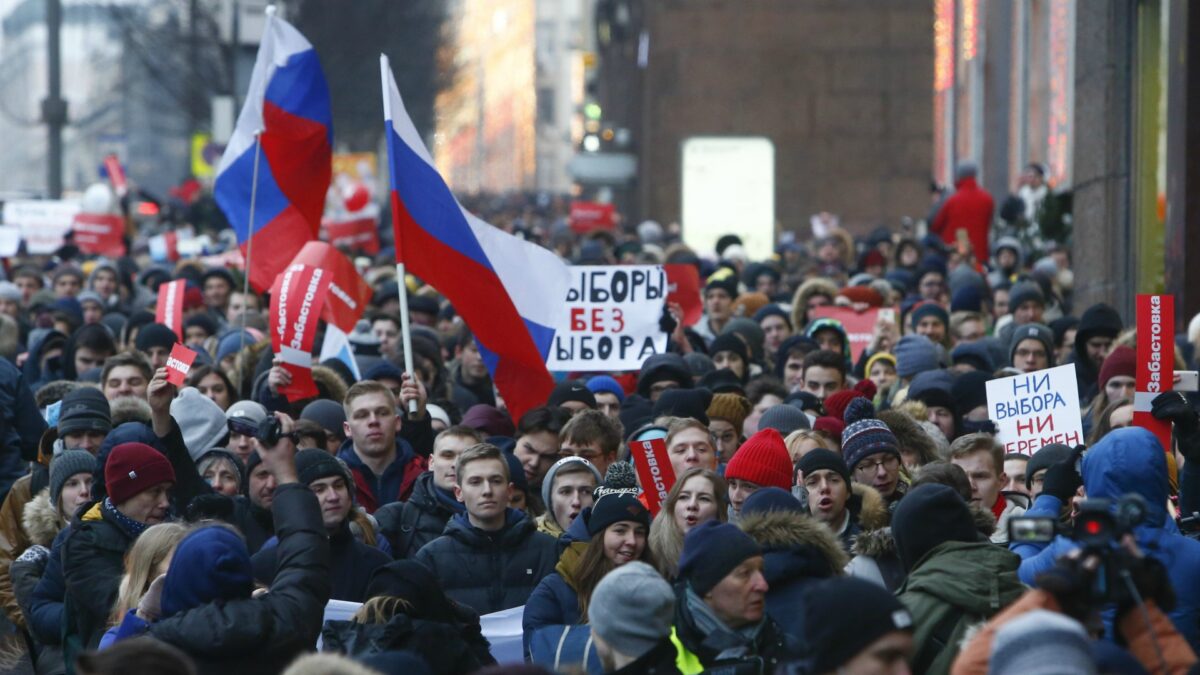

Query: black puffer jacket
<box><xmin>230</xmin><ymin>496</ymin><xmax>274</xmax><ymax>554</ymax></box>
<box><xmin>375</xmin><ymin>471</ymin><xmax>459</xmax><ymax>559</ymax></box>
<box><xmin>61</xmin><ymin>501</ymin><xmax>137</xmax><ymax>652</ymax></box>
<box><xmin>144</xmin><ymin>483</ymin><xmax>331</xmax><ymax>675</ymax></box>
<box><xmin>251</xmin><ymin>520</ymin><xmax>390</xmax><ymax>603</ymax></box>
<box><xmin>414</xmin><ymin>509</ymin><xmax>557</xmax><ymax>615</ymax></box>
<box><xmin>321</xmin><ymin>613</ymin><xmax>490</xmax><ymax>675</ymax></box>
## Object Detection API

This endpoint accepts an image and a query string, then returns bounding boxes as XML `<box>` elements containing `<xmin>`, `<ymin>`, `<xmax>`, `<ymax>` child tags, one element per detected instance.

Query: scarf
<box><xmin>680</xmin><ymin>584</ymin><xmax>765</xmax><ymax>662</ymax></box>
<box><xmin>433</xmin><ymin>484</ymin><xmax>466</xmax><ymax>515</ymax></box>
<box><xmin>102</xmin><ymin>497</ymin><xmax>150</xmax><ymax>538</ymax></box>
<box><xmin>991</xmin><ymin>492</ymin><xmax>1007</xmax><ymax>520</ymax></box>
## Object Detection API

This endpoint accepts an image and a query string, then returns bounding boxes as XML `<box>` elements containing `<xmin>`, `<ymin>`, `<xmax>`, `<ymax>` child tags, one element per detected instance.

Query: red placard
<box><xmin>155</xmin><ymin>279</ymin><xmax>185</xmax><ymax>337</ymax></box>
<box><xmin>630</xmin><ymin>437</ymin><xmax>677</xmax><ymax>516</ymax></box>
<box><xmin>291</xmin><ymin>241</ymin><xmax>372</xmax><ymax>333</ymax></box>
<box><xmin>324</xmin><ymin>216</ymin><xmax>381</xmax><ymax>255</ymax></box>
<box><xmin>269</xmin><ymin>264</ymin><xmax>332</xmax><ymax>401</ymax></box>
<box><xmin>664</xmin><ymin>263</ymin><xmax>703</xmax><ymax>327</ymax></box>
<box><xmin>104</xmin><ymin>154</ymin><xmax>128</xmax><ymax>198</ymax></box>
<box><xmin>1135</xmin><ymin>294</ymin><xmax>1175</xmax><ymax>453</ymax></box>
<box><xmin>72</xmin><ymin>213</ymin><xmax>126</xmax><ymax>257</ymax></box>
<box><xmin>568</xmin><ymin>201</ymin><xmax>616</xmax><ymax>234</ymax></box>
<box><xmin>165</xmin><ymin>343</ymin><xmax>197</xmax><ymax>386</ymax></box>
<box><xmin>809</xmin><ymin>306</ymin><xmax>896</xmax><ymax>362</ymax></box>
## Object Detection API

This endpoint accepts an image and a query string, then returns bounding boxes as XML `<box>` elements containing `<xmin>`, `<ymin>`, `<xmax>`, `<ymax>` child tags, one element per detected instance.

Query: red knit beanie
<box><xmin>814</xmin><ymin>416</ymin><xmax>846</xmax><ymax>439</ymax></box>
<box><xmin>823</xmin><ymin>390</ymin><xmax>866</xmax><ymax>423</ymax></box>
<box><xmin>725</xmin><ymin>428</ymin><xmax>793</xmax><ymax>491</ymax></box>
<box><xmin>106</xmin><ymin>442</ymin><xmax>176</xmax><ymax>506</ymax></box>
<box><xmin>1099</xmin><ymin>345</ymin><xmax>1137</xmax><ymax>391</ymax></box>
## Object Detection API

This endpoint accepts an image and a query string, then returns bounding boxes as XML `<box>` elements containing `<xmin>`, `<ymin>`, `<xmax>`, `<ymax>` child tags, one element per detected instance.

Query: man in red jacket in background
<box><xmin>932</xmin><ymin>161</ymin><xmax>995</xmax><ymax>266</ymax></box>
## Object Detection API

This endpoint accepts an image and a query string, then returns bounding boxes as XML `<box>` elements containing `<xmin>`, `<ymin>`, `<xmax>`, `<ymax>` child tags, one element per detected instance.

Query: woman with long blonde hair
<box><xmin>101</xmin><ymin>522</ymin><xmax>188</xmax><ymax>647</ymax></box>
<box><xmin>648</xmin><ymin>467</ymin><xmax>728</xmax><ymax>579</ymax></box>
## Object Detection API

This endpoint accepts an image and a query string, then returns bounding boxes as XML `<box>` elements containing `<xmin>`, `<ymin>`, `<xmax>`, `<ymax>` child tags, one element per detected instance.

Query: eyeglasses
<box><xmin>854</xmin><ymin>455</ymin><xmax>899</xmax><ymax>476</ymax></box>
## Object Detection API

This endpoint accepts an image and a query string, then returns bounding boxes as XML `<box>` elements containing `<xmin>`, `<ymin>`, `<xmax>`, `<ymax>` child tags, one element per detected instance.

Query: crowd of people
<box><xmin>0</xmin><ymin>162</ymin><xmax>1196</xmax><ymax>675</ymax></box>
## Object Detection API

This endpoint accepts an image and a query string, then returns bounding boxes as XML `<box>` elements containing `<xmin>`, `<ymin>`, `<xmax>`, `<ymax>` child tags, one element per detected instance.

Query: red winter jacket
<box><xmin>932</xmin><ymin>177</ymin><xmax>995</xmax><ymax>265</ymax></box>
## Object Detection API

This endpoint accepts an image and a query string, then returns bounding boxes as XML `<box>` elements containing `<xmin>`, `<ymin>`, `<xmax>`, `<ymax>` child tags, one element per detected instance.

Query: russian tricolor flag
<box><xmin>214</xmin><ymin>7</ymin><xmax>332</xmax><ymax>292</ymax></box>
<box><xmin>380</xmin><ymin>56</ymin><xmax>569</xmax><ymax>422</ymax></box>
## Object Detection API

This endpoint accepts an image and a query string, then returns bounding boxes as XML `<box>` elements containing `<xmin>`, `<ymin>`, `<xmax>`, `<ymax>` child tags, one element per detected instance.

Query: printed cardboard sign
<box><xmin>165</xmin><ymin>343</ymin><xmax>197</xmax><ymax>386</ymax></box>
<box><xmin>629</xmin><ymin>437</ymin><xmax>676</xmax><ymax>516</ymax></box>
<box><xmin>986</xmin><ymin>364</ymin><xmax>1084</xmax><ymax>455</ymax></box>
<box><xmin>1135</xmin><ymin>294</ymin><xmax>1175</xmax><ymax>452</ymax></box>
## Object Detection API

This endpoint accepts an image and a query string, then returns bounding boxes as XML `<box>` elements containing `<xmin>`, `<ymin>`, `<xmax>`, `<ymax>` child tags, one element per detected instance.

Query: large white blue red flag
<box><xmin>380</xmin><ymin>56</ymin><xmax>569</xmax><ymax>422</ymax></box>
<box><xmin>214</xmin><ymin>7</ymin><xmax>332</xmax><ymax>292</ymax></box>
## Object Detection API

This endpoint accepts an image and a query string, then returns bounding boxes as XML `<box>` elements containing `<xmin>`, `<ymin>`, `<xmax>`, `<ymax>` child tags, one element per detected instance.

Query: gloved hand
<box><xmin>1152</xmin><ymin>391</ymin><xmax>1200</xmax><ymax>460</ymax></box>
<box><xmin>1035</xmin><ymin>556</ymin><xmax>1095</xmax><ymax>624</ymax></box>
<box><xmin>136</xmin><ymin>574</ymin><xmax>166</xmax><ymax>622</ymax></box>
<box><xmin>1040</xmin><ymin>445</ymin><xmax>1086</xmax><ymax>502</ymax></box>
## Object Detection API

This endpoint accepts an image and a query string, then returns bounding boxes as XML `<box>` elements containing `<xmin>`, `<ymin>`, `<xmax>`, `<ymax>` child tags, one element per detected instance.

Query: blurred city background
<box><xmin>0</xmin><ymin>0</ymin><xmax>1195</xmax><ymax>317</ymax></box>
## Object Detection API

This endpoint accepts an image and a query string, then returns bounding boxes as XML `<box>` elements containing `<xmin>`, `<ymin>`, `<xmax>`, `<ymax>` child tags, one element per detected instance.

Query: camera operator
<box><xmin>953</xmin><ymin>537</ymin><xmax>1197</xmax><ymax>673</ymax></box>
<box><xmin>1009</xmin><ymin>422</ymin><xmax>1200</xmax><ymax>650</ymax></box>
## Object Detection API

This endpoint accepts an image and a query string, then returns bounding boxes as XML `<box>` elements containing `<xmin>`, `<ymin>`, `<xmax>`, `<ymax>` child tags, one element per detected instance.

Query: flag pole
<box><xmin>239</xmin><ymin>131</ymin><xmax>263</xmax><ymax>355</ymax></box>
<box><xmin>382</xmin><ymin>54</ymin><xmax>419</xmax><ymax>419</ymax></box>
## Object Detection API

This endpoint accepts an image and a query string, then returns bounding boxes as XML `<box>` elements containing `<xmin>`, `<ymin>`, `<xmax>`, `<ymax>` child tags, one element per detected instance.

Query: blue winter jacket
<box><xmin>28</xmin><ymin>527</ymin><xmax>70</xmax><ymax>645</ymax></box>
<box><xmin>1012</xmin><ymin>427</ymin><xmax>1200</xmax><ymax>648</ymax></box>
<box><xmin>521</xmin><ymin>572</ymin><xmax>580</xmax><ymax>660</ymax></box>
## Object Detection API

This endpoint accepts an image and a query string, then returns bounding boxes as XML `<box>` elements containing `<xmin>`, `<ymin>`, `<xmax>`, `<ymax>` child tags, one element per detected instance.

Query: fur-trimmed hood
<box><xmin>739</xmin><ymin>509</ymin><xmax>849</xmax><ymax>572</ymax></box>
<box><xmin>849</xmin><ymin>501</ymin><xmax>995</xmax><ymax>558</ymax></box>
<box><xmin>22</xmin><ymin>488</ymin><xmax>62</xmax><ymax>548</ymax></box>
<box><xmin>851</xmin><ymin>483</ymin><xmax>890</xmax><ymax>532</ymax></box>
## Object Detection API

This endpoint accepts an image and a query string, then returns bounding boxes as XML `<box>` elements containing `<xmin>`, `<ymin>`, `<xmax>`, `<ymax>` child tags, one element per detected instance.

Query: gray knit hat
<box><xmin>893</xmin><ymin>334</ymin><xmax>940</xmax><ymax>379</ymax></box>
<box><xmin>758</xmin><ymin>404</ymin><xmax>810</xmax><ymax>435</ymax></box>
<box><xmin>989</xmin><ymin>610</ymin><xmax>1096</xmax><ymax>674</ymax></box>
<box><xmin>1007</xmin><ymin>281</ymin><xmax>1045</xmax><ymax>313</ymax></box>
<box><xmin>49</xmin><ymin>450</ymin><xmax>97</xmax><ymax>514</ymax></box>
<box><xmin>540</xmin><ymin>456</ymin><xmax>602</xmax><ymax>522</ymax></box>
<box><xmin>588</xmin><ymin>561</ymin><xmax>675</xmax><ymax>659</ymax></box>
<box><xmin>1008</xmin><ymin>323</ymin><xmax>1056</xmax><ymax>367</ymax></box>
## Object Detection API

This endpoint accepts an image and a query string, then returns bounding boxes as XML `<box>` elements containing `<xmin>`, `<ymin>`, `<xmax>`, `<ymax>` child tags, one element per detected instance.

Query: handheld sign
<box><xmin>71</xmin><ymin>213</ymin><xmax>127</xmax><ymax>257</ymax></box>
<box><xmin>986</xmin><ymin>364</ymin><xmax>1084</xmax><ymax>455</ymax></box>
<box><xmin>548</xmin><ymin>265</ymin><xmax>669</xmax><ymax>371</ymax></box>
<box><xmin>1135</xmin><ymin>294</ymin><xmax>1175</xmax><ymax>452</ymax></box>
<box><xmin>269</xmin><ymin>264</ymin><xmax>332</xmax><ymax>402</ymax></box>
<box><xmin>165</xmin><ymin>343</ymin><xmax>198</xmax><ymax>386</ymax></box>
<box><xmin>292</xmin><ymin>241</ymin><xmax>373</xmax><ymax>334</ymax></box>
<box><xmin>629</xmin><ymin>437</ymin><xmax>676</xmax><ymax>516</ymax></box>
<box><xmin>664</xmin><ymin>264</ymin><xmax>703</xmax><ymax>327</ymax></box>
<box><xmin>155</xmin><ymin>279</ymin><xmax>186</xmax><ymax>337</ymax></box>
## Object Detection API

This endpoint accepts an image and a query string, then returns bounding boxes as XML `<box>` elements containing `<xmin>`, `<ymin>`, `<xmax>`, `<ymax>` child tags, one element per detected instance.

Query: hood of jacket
<box><xmin>851</xmin><ymin>483</ymin><xmax>890</xmax><ymax>532</ymax></box>
<box><xmin>22</xmin><ymin>488</ymin><xmax>61</xmax><ymax>547</ymax></box>
<box><xmin>22</xmin><ymin>329</ymin><xmax>67</xmax><ymax>387</ymax></box>
<box><xmin>804</xmin><ymin>318</ymin><xmax>851</xmax><ymax>365</ymax></box>
<box><xmin>739</xmin><ymin>509</ymin><xmax>847</xmax><ymax>583</ymax></box>
<box><xmin>902</xmin><ymin>540</ymin><xmax>1024</xmax><ymax>615</ymax></box>
<box><xmin>445</xmin><ymin>508</ymin><xmax>536</xmax><ymax>549</ymax></box>
<box><xmin>849</xmin><ymin>502</ymin><xmax>994</xmax><ymax>557</ymax></box>
<box><xmin>1082</xmin><ymin>427</ymin><xmax>1168</xmax><ymax>528</ymax></box>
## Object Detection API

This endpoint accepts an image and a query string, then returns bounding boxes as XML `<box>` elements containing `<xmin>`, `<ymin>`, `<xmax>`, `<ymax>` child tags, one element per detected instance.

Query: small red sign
<box><xmin>104</xmin><ymin>154</ymin><xmax>128</xmax><ymax>198</ymax></box>
<box><xmin>165</xmin><ymin>343</ymin><xmax>197</xmax><ymax>386</ymax></box>
<box><xmin>630</xmin><ymin>437</ymin><xmax>677</xmax><ymax>516</ymax></box>
<box><xmin>155</xmin><ymin>279</ymin><xmax>186</xmax><ymax>337</ymax></box>
<box><xmin>324</xmin><ymin>216</ymin><xmax>380</xmax><ymax>255</ymax></box>
<box><xmin>1135</xmin><ymin>294</ymin><xmax>1175</xmax><ymax>453</ymax></box>
<box><xmin>72</xmin><ymin>213</ymin><xmax>126</xmax><ymax>257</ymax></box>
<box><xmin>809</xmin><ymin>306</ymin><xmax>897</xmax><ymax>362</ymax></box>
<box><xmin>292</xmin><ymin>241</ymin><xmax>373</xmax><ymax>334</ymax></box>
<box><xmin>664</xmin><ymin>264</ymin><xmax>703</xmax><ymax>327</ymax></box>
<box><xmin>569</xmin><ymin>201</ymin><xmax>616</xmax><ymax>234</ymax></box>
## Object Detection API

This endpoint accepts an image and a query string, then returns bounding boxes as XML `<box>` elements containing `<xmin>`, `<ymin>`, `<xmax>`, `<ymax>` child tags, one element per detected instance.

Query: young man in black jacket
<box><xmin>251</xmin><ymin>448</ymin><xmax>390</xmax><ymax>602</ymax></box>
<box><xmin>414</xmin><ymin>443</ymin><xmax>557</xmax><ymax>615</ymax></box>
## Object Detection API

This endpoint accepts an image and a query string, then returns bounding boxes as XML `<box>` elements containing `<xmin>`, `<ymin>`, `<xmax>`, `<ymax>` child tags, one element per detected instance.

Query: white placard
<box><xmin>0</xmin><ymin>226</ymin><xmax>20</xmax><ymax>256</ymax></box>
<box><xmin>986</xmin><ymin>364</ymin><xmax>1084</xmax><ymax>455</ymax></box>
<box><xmin>547</xmin><ymin>265</ymin><xmax>669</xmax><ymax>371</ymax></box>
<box><xmin>2</xmin><ymin>199</ymin><xmax>80</xmax><ymax>254</ymax></box>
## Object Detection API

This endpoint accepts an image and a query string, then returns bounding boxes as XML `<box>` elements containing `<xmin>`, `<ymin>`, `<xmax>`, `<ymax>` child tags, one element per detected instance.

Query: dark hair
<box><xmin>561</xmin><ymin>409</ymin><xmax>622</xmax><ymax>456</ymax></box>
<box><xmin>1089</xmin><ymin>397</ymin><xmax>1132</xmax><ymax>445</ymax></box>
<box><xmin>75</xmin><ymin>636</ymin><xmax>196</xmax><ymax>675</ymax></box>
<box><xmin>367</xmin><ymin>310</ymin><xmax>401</xmax><ymax>330</ymax></box>
<box><xmin>101</xmin><ymin>352</ymin><xmax>153</xmax><ymax>387</ymax></box>
<box><xmin>184</xmin><ymin>365</ymin><xmax>237</xmax><ymax>405</ymax></box>
<box><xmin>456</xmin><ymin>328</ymin><xmax>476</xmax><ymax>351</ymax></box>
<box><xmin>571</xmin><ymin>525</ymin><xmax>653</xmax><ymax>618</ymax></box>
<box><xmin>436</xmin><ymin>424</ymin><xmax>486</xmax><ymax>445</ymax></box>
<box><xmin>293</xmin><ymin>419</ymin><xmax>328</xmax><ymax>450</ymax></box>
<box><xmin>802</xmin><ymin>349</ymin><xmax>847</xmax><ymax>379</ymax></box>
<box><xmin>517</xmin><ymin>406</ymin><xmax>572</xmax><ymax>438</ymax></box>
<box><xmin>745</xmin><ymin>376</ymin><xmax>787</xmax><ymax>406</ymax></box>
<box><xmin>912</xmin><ymin>461</ymin><xmax>972</xmax><ymax>502</ymax></box>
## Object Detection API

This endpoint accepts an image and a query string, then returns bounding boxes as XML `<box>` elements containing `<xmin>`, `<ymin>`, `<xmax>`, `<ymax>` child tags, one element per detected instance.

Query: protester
<box><xmin>557</xmin><ymin>409</ymin><xmax>621</xmax><ymax>477</ymax></box>
<box><xmin>671</xmin><ymin>521</ymin><xmax>797</xmax><ymax>672</ymax></box>
<box><xmin>522</xmin><ymin>488</ymin><xmax>651</xmax><ymax>657</ymax></box>
<box><xmin>724</xmin><ymin>428</ymin><xmax>794</xmax><ymax>519</ymax></box>
<box><xmin>252</xmin><ymin>448</ymin><xmax>390</xmax><ymax>602</ymax></box>
<box><xmin>785</xmin><ymin>577</ymin><xmax>915</xmax><ymax>674</ymax></box>
<box><xmin>587</xmin><ymin>562</ymin><xmax>679</xmax><ymax>674</ymax></box>
<box><xmin>100</xmin><ymin>522</ymin><xmax>189</xmax><ymax>647</ymax></box>
<box><xmin>947</xmin><ymin>433</ymin><xmax>1025</xmax><ymax>544</ymax></box>
<box><xmin>337</xmin><ymin>381</ymin><xmax>428</xmax><ymax>512</ymax></box>
<box><xmin>663</xmin><ymin>417</ymin><xmax>717</xmax><ymax>478</ymax></box>
<box><xmin>796</xmin><ymin>449</ymin><xmax>888</xmax><ymax>552</ymax></box>
<box><xmin>414</xmin><ymin>443</ymin><xmax>558</xmax><ymax>614</ymax></box>
<box><xmin>532</xmin><ymin>456</ymin><xmax>601</xmax><ymax>538</ymax></box>
<box><xmin>648</xmin><ymin>467</ymin><xmax>728</xmax><ymax>579</ymax></box>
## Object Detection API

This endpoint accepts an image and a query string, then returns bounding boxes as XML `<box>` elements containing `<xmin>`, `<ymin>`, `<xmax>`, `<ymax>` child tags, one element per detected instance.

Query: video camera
<box><xmin>1009</xmin><ymin>494</ymin><xmax>1147</xmax><ymax>604</ymax></box>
